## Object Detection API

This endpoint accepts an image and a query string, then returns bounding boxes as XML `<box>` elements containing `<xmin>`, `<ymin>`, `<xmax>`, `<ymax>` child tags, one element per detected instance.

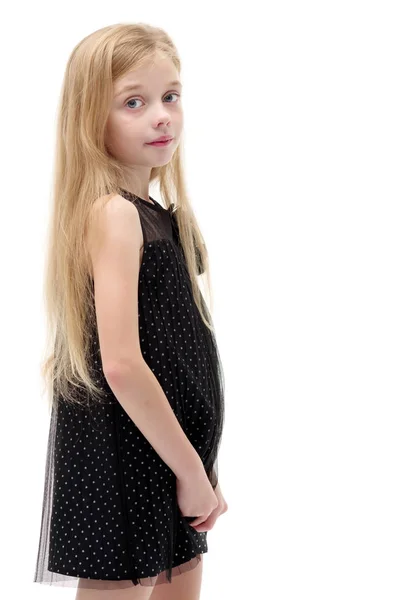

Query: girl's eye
<box><xmin>126</xmin><ymin>92</ymin><xmax>180</xmax><ymax>110</ymax></box>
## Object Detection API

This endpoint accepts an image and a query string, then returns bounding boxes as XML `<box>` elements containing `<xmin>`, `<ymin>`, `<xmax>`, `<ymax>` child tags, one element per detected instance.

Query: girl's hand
<box><xmin>177</xmin><ymin>467</ymin><xmax>218</xmax><ymax>530</ymax></box>
<box><xmin>190</xmin><ymin>482</ymin><xmax>228</xmax><ymax>532</ymax></box>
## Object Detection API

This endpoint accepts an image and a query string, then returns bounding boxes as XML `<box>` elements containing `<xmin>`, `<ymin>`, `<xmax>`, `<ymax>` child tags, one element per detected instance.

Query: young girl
<box><xmin>33</xmin><ymin>22</ymin><xmax>227</xmax><ymax>599</ymax></box>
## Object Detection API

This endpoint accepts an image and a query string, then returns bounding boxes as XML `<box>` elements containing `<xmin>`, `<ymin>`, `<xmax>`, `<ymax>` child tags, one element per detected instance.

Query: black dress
<box><xmin>33</xmin><ymin>189</ymin><xmax>225</xmax><ymax>589</ymax></box>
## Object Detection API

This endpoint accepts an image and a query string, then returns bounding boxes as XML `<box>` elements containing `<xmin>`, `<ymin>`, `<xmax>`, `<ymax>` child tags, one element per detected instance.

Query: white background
<box><xmin>1</xmin><ymin>1</ymin><xmax>399</xmax><ymax>599</ymax></box>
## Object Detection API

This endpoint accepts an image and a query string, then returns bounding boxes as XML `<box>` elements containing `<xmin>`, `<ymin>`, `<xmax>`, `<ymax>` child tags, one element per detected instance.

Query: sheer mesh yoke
<box><xmin>33</xmin><ymin>189</ymin><xmax>225</xmax><ymax>589</ymax></box>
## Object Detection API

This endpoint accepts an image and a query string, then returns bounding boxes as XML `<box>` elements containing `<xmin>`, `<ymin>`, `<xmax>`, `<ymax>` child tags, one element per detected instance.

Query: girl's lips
<box><xmin>146</xmin><ymin>138</ymin><xmax>174</xmax><ymax>147</ymax></box>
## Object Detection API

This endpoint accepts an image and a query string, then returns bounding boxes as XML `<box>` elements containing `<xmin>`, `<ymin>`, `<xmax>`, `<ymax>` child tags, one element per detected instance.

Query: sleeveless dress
<box><xmin>33</xmin><ymin>189</ymin><xmax>225</xmax><ymax>589</ymax></box>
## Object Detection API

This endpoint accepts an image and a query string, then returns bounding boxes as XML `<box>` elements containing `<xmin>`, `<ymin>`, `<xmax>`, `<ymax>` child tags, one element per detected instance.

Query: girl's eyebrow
<box><xmin>116</xmin><ymin>80</ymin><xmax>182</xmax><ymax>97</ymax></box>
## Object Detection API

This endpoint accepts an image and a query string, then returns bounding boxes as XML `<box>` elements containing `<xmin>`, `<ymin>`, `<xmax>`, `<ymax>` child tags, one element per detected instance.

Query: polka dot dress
<box><xmin>33</xmin><ymin>189</ymin><xmax>225</xmax><ymax>589</ymax></box>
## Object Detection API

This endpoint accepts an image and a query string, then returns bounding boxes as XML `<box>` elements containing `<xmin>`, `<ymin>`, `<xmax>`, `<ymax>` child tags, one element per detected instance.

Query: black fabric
<box><xmin>33</xmin><ymin>189</ymin><xmax>225</xmax><ymax>589</ymax></box>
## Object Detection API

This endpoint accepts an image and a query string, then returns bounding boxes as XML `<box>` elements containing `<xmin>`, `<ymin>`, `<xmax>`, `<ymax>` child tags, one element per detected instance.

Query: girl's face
<box><xmin>105</xmin><ymin>56</ymin><xmax>183</xmax><ymax>169</ymax></box>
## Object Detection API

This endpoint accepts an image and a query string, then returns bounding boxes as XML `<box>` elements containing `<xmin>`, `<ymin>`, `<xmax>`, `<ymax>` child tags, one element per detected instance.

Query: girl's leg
<box><xmin>149</xmin><ymin>554</ymin><xmax>204</xmax><ymax>600</ymax></box>
<box><xmin>75</xmin><ymin>578</ymin><xmax>154</xmax><ymax>600</ymax></box>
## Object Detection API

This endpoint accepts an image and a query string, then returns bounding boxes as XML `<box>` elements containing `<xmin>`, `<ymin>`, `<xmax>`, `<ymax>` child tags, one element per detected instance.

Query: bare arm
<box><xmin>87</xmin><ymin>195</ymin><xmax>204</xmax><ymax>481</ymax></box>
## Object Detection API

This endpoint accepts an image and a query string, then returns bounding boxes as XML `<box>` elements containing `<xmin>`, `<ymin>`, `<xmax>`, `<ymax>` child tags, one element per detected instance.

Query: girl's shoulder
<box><xmin>85</xmin><ymin>193</ymin><xmax>143</xmax><ymax>276</ymax></box>
<box><xmin>91</xmin><ymin>192</ymin><xmax>137</xmax><ymax>214</ymax></box>
<box><xmin>88</xmin><ymin>193</ymin><xmax>143</xmax><ymax>234</ymax></box>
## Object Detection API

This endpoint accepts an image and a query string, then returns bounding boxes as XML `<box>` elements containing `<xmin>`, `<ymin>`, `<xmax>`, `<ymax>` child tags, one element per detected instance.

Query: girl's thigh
<box><xmin>75</xmin><ymin>578</ymin><xmax>154</xmax><ymax>600</ymax></box>
<box><xmin>149</xmin><ymin>554</ymin><xmax>204</xmax><ymax>600</ymax></box>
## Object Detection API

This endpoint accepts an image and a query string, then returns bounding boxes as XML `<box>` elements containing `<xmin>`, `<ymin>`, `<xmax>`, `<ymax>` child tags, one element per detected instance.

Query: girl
<box><xmin>33</xmin><ymin>21</ymin><xmax>227</xmax><ymax>600</ymax></box>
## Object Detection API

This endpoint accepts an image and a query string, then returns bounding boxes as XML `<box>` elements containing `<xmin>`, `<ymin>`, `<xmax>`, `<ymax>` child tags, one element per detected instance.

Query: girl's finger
<box><xmin>193</xmin><ymin>513</ymin><xmax>218</xmax><ymax>532</ymax></box>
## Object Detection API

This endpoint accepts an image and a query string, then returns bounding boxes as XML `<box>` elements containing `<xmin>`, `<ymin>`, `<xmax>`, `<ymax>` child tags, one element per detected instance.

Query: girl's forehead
<box><xmin>115</xmin><ymin>58</ymin><xmax>178</xmax><ymax>89</ymax></box>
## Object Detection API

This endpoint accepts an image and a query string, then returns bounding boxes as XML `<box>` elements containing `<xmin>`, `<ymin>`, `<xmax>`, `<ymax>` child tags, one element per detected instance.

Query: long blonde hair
<box><xmin>41</xmin><ymin>22</ymin><xmax>215</xmax><ymax>412</ymax></box>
